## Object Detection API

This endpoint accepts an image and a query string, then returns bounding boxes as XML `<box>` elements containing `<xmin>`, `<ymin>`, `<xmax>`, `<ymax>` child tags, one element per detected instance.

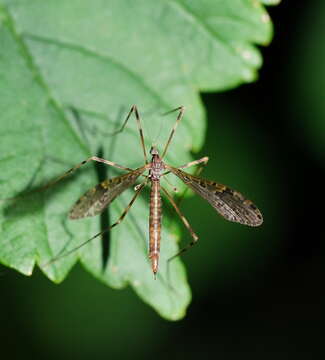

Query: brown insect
<box><xmin>46</xmin><ymin>105</ymin><xmax>263</xmax><ymax>277</ymax></box>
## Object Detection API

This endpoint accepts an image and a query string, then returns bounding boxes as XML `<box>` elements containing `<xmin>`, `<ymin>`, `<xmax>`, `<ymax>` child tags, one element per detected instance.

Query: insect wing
<box><xmin>169</xmin><ymin>167</ymin><xmax>263</xmax><ymax>226</ymax></box>
<box><xmin>69</xmin><ymin>166</ymin><xmax>146</xmax><ymax>219</ymax></box>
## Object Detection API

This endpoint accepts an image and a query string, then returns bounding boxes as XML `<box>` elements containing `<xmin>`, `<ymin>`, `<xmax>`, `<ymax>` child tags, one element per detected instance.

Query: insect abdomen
<box><xmin>149</xmin><ymin>180</ymin><xmax>161</xmax><ymax>275</ymax></box>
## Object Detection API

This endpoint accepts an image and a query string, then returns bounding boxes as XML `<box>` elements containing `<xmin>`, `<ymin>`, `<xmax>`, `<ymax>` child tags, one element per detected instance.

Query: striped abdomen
<box><xmin>149</xmin><ymin>180</ymin><xmax>162</xmax><ymax>275</ymax></box>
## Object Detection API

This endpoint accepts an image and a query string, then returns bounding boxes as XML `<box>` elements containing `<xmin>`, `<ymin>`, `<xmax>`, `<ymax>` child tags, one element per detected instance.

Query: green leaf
<box><xmin>260</xmin><ymin>0</ymin><xmax>281</xmax><ymax>5</ymax></box>
<box><xmin>0</xmin><ymin>0</ymin><xmax>275</xmax><ymax>320</ymax></box>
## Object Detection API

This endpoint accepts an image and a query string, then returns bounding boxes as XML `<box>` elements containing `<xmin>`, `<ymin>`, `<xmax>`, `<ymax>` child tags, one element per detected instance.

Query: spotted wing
<box><xmin>69</xmin><ymin>166</ymin><xmax>146</xmax><ymax>219</ymax></box>
<box><xmin>169</xmin><ymin>167</ymin><xmax>263</xmax><ymax>226</ymax></box>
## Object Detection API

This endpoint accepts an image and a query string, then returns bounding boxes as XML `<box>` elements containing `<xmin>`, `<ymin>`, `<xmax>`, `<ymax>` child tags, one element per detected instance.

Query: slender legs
<box><xmin>162</xmin><ymin>176</ymin><xmax>178</xmax><ymax>193</ymax></box>
<box><xmin>161</xmin><ymin>186</ymin><xmax>199</xmax><ymax>283</ymax></box>
<box><xmin>161</xmin><ymin>156</ymin><xmax>210</xmax><ymax>275</ymax></box>
<box><xmin>176</xmin><ymin>156</ymin><xmax>209</xmax><ymax>171</ymax></box>
<box><xmin>111</xmin><ymin>105</ymin><xmax>148</xmax><ymax>164</ymax></box>
<box><xmin>161</xmin><ymin>106</ymin><xmax>185</xmax><ymax>159</ymax></box>
<box><xmin>161</xmin><ymin>186</ymin><xmax>198</xmax><ymax>243</ymax></box>
<box><xmin>38</xmin><ymin>156</ymin><xmax>133</xmax><ymax>193</ymax></box>
<box><xmin>115</xmin><ymin>104</ymin><xmax>185</xmax><ymax>162</ymax></box>
<box><xmin>33</xmin><ymin>105</ymin><xmax>209</xmax><ymax>278</ymax></box>
<box><xmin>108</xmin><ymin>104</ymin><xmax>186</xmax><ymax>164</ymax></box>
<box><xmin>44</xmin><ymin>180</ymin><xmax>147</xmax><ymax>267</ymax></box>
<box><xmin>175</xmin><ymin>156</ymin><xmax>209</xmax><ymax>206</ymax></box>
<box><xmin>161</xmin><ymin>156</ymin><xmax>209</xmax><ymax>178</ymax></box>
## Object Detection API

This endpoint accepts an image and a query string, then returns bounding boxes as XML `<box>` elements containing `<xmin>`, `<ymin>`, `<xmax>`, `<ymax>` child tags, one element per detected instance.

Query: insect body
<box><xmin>148</xmin><ymin>146</ymin><xmax>165</xmax><ymax>275</ymax></box>
<box><xmin>45</xmin><ymin>105</ymin><xmax>263</xmax><ymax>277</ymax></box>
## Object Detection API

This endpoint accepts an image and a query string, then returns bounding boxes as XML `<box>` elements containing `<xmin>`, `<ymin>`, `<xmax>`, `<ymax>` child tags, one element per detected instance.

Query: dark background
<box><xmin>1</xmin><ymin>2</ymin><xmax>324</xmax><ymax>359</ymax></box>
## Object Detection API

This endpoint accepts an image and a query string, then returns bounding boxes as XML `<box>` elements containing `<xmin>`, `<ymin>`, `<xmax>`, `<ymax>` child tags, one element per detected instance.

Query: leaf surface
<box><xmin>0</xmin><ymin>0</ymin><xmax>274</xmax><ymax>319</ymax></box>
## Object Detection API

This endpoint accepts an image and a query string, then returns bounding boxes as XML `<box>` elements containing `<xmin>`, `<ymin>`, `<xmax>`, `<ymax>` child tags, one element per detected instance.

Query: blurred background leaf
<box><xmin>292</xmin><ymin>0</ymin><xmax>325</xmax><ymax>163</ymax></box>
<box><xmin>0</xmin><ymin>0</ymin><xmax>275</xmax><ymax>320</ymax></box>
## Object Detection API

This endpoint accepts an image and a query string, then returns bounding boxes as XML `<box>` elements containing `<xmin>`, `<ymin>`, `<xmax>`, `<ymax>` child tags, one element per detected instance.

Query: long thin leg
<box><xmin>162</xmin><ymin>156</ymin><xmax>209</xmax><ymax>177</ymax></box>
<box><xmin>161</xmin><ymin>186</ymin><xmax>199</xmax><ymax>286</ymax></box>
<box><xmin>161</xmin><ymin>106</ymin><xmax>185</xmax><ymax>159</ymax></box>
<box><xmin>38</xmin><ymin>156</ymin><xmax>133</xmax><ymax>192</ymax></box>
<box><xmin>175</xmin><ymin>156</ymin><xmax>209</xmax><ymax>207</ymax></box>
<box><xmin>161</xmin><ymin>186</ymin><xmax>199</xmax><ymax>257</ymax></box>
<box><xmin>1</xmin><ymin>156</ymin><xmax>134</xmax><ymax>202</ymax></box>
<box><xmin>111</xmin><ymin>105</ymin><xmax>148</xmax><ymax>164</ymax></box>
<box><xmin>43</xmin><ymin>180</ymin><xmax>147</xmax><ymax>267</ymax></box>
<box><xmin>163</xmin><ymin>176</ymin><xmax>178</xmax><ymax>193</ymax></box>
<box><xmin>177</xmin><ymin>156</ymin><xmax>209</xmax><ymax>170</ymax></box>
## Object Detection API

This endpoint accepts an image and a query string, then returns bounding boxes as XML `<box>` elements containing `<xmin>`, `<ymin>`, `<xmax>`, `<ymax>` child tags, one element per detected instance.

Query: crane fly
<box><xmin>45</xmin><ymin>105</ymin><xmax>263</xmax><ymax>278</ymax></box>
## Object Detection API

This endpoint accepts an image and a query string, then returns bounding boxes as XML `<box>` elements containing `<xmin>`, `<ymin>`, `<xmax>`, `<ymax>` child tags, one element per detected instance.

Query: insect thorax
<box><xmin>149</xmin><ymin>154</ymin><xmax>165</xmax><ymax>181</ymax></box>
